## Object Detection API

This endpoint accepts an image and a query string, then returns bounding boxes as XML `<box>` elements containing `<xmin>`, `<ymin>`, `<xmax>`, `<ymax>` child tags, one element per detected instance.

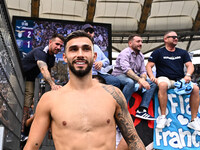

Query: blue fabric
<box><xmin>116</xmin><ymin>74</ymin><xmax>156</xmax><ymax>106</ymax></box>
<box><xmin>98</xmin><ymin>73</ymin><xmax>121</xmax><ymax>88</ymax></box>
<box><xmin>134</xmin><ymin>83</ymin><xmax>146</xmax><ymax>93</ymax></box>
<box><xmin>174</xmin><ymin>79</ymin><xmax>193</xmax><ymax>95</ymax></box>
<box><xmin>140</xmin><ymin>79</ymin><xmax>157</xmax><ymax>108</ymax></box>
<box><xmin>115</xmin><ymin>74</ymin><xmax>137</xmax><ymax>102</ymax></box>
<box><xmin>153</xmin><ymin>89</ymin><xmax>200</xmax><ymax>150</ymax></box>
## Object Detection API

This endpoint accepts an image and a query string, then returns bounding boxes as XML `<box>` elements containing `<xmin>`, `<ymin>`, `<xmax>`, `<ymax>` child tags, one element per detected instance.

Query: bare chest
<box><xmin>50</xmin><ymin>93</ymin><xmax>116</xmax><ymax>130</ymax></box>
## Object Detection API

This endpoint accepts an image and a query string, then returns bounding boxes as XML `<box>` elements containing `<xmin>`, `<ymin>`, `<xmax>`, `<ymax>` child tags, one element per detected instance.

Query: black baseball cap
<box><xmin>81</xmin><ymin>24</ymin><xmax>94</xmax><ymax>33</ymax></box>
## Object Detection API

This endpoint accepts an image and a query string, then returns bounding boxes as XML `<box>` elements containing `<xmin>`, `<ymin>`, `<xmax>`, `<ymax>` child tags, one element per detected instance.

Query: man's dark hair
<box><xmin>51</xmin><ymin>33</ymin><xmax>65</xmax><ymax>42</ymax></box>
<box><xmin>128</xmin><ymin>34</ymin><xmax>141</xmax><ymax>42</ymax></box>
<box><xmin>64</xmin><ymin>30</ymin><xmax>93</xmax><ymax>51</ymax></box>
<box><xmin>92</xmin><ymin>75</ymin><xmax>106</xmax><ymax>84</ymax></box>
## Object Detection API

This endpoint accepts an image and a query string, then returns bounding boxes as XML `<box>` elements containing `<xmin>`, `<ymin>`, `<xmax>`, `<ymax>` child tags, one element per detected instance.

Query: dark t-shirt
<box><xmin>148</xmin><ymin>47</ymin><xmax>191</xmax><ymax>80</ymax></box>
<box><xmin>22</xmin><ymin>46</ymin><xmax>55</xmax><ymax>81</ymax></box>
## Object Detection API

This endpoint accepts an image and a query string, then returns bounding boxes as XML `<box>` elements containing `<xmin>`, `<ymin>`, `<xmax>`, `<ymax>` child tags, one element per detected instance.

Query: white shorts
<box><xmin>157</xmin><ymin>76</ymin><xmax>175</xmax><ymax>89</ymax></box>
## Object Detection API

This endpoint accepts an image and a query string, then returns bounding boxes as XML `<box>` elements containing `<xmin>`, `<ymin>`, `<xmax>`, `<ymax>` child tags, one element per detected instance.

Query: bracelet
<box><xmin>186</xmin><ymin>73</ymin><xmax>191</xmax><ymax>77</ymax></box>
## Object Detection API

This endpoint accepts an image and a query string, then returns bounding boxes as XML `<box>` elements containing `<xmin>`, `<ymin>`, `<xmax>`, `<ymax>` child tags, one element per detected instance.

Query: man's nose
<box><xmin>77</xmin><ymin>49</ymin><xmax>83</xmax><ymax>56</ymax></box>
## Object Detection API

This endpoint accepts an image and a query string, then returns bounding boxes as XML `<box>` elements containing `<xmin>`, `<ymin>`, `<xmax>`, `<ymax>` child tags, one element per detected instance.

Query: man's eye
<box><xmin>70</xmin><ymin>48</ymin><xmax>77</xmax><ymax>51</ymax></box>
<box><xmin>56</xmin><ymin>43</ymin><xmax>63</xmax><ymax>47</ymax></box>
<box><xmin>83</xmin><ymin>46</ymin><xmax>91</xmax><ymax>51</ymax></box>
<box><xmin>83</xmin><ymin>48</ymin><xmax>90</xmax><ymax>51</ymax></box>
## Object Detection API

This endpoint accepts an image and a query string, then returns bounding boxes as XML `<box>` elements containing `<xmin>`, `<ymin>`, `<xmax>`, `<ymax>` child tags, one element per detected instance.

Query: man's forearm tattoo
<box><xmin>37</xmin><ymin>61</ymin><xmax>47</xmax><ymax>68</ymax></box>
<box><xmin>37</xmin><ymin>61</ymin><xmax>53</xmax><ymax>85</ymax></box>
<box><xmin>102</xmin><ymin>85</ymin><xmax>145</xmax><ymax>149</ymax></box>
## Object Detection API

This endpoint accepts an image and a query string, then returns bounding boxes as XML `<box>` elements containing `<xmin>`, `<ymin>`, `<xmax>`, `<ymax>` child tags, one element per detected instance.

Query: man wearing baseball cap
<box><xmin>82</xmin><ymin>24</ymin><xmax>121</xmax><ymax>88</ymax></box>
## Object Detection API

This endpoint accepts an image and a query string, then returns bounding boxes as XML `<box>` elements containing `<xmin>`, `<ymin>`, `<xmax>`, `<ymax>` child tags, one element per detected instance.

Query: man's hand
<box><xmin>138</xmin><ymin>78</ymin><xmax>150</xmax><ymax>90</ymax></box>
<box><xmin>50</xmin><ymin>84</ymin><xmax>62</xmax><ymax>90</ymax></box>
<box><xmin>150</xmin><ymin>76</ymin><xmax>158</xmax><ymax>85</ymax></box>
<box><xmin>37</xmin><ymin>60</ymin><xmax>62</xmax><ymax>90</ymax></box>
<box><xmin>94</xmin><ymin>61</ymin><xmax>103</xmax><ymax>71</ymax></box>
<box><xmin>184</xmin><ymin>75</ymin><xmax>191</xmax><ymax>83</ymax></box>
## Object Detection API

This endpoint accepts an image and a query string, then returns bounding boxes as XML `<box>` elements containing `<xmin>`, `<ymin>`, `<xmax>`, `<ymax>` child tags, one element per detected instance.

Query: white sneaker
<box><xmin>156</xmin><ymin>115</ymin><xmax>167</xmax><ymax>129</ymax></box>
<box><xmin>187</xmin><ymin>117</ymin><xmax>200</xmax><ymax>131</ymax></box>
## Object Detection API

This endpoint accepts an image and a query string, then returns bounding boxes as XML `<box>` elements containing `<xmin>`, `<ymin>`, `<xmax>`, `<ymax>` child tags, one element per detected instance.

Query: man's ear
<box><xmin>128</xmin><ymin>40</ymin><xmax>132</xmax><ymax>47</ymax></box>
<box><xmin>163</xmin><ymin>36</ymin><xmax>168</xmax><ymax>42</ymax></box>
<box><xmin>93</xmin><ymin>52</ymin><xmax>97</xmax><ymax>62</ymax></box>
<box><xmin>49</xmin><ymin>39</ymin><xmax>52</xmax><ymax>45</ymax></box>
<box><xmin>63</xmin><ymin>53</ymin><xmax>68</xmax><ymax>63</ymax></box>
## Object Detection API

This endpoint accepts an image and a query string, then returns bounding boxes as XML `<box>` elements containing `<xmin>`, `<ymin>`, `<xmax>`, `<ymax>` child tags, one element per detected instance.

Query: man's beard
<box><xmin>68</xmin><ymin>59</ymin><xmax>93</xmax><ymax>77</ymax></box>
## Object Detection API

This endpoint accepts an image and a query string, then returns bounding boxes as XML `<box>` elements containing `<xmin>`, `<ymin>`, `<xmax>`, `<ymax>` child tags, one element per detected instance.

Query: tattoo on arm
<box><xmin>37</xmin><ymin>60</ymin><xmax>47</xmax><ymax>68</ymax></box>
<box><xmin>127</xmin><ymin>70</ymin><xmax>140</xmax><ymax>82</ymax></box>
<box><xmin>37</xmin><ymin>61</ymin><xmax>54</xmax><ymax>86</ymax></box>
<box><xmin>102</xmin><ymin>85</ymin><xmax>145</xmax><ymax>150</ymax></box>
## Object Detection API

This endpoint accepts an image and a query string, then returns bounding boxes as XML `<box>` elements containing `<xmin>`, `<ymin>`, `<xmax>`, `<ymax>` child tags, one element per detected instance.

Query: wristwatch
<box><xmin>186</xmin><ymin>73</ymin><xmax>191</xmax><ymax>77</ymax></box>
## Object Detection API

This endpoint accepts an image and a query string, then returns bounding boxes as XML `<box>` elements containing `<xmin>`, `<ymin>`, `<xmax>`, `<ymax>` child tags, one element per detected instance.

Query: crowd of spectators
<box><xmin>32</xmin><ymin>21</ymin><xmax>109</xmax><ymax>52</ymax></box>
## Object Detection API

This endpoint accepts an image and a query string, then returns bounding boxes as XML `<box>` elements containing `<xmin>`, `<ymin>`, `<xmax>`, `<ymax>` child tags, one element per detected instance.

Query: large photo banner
<box><xmin>154</xmin><ymin>89</ymin><xmax>200</xmax><ymax>150</ymax></box>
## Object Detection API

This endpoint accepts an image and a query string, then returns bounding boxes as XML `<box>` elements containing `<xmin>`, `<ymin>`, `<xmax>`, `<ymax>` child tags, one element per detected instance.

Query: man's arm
<box><xmin>94</xmin><ymin>45</ymin><xmax>110</xmax><ymax>70</ymax></box>
<box><xmin>102</xmin><ymin>85</ymin><xmax>145</xmax><ymax>150</ymax></box>
<box><xmin>23</xmin><ymin>93</ymin><xmax>51</xmax><ymax>150</ymax></box>
<box><xmin>37</xmin><ymin>60</ymin><xmax>61</xmax><ymax>90</ymax></box>
<box><xmin>146</xmin><ymin>61</ymin><xmax>157</xmax><ymax>84</ymax></box>
<box><xmin>184</xmin><ymin>61</ymin><xmax>194</xmax><ymax>83</ymax></box>
<box><xmin>127</xmin><ymin>69</ymin><xmax>150</xmax><ymax>90</ymax></box>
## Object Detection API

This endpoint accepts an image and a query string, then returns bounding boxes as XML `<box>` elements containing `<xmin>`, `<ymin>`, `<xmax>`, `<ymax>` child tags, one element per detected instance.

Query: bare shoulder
<box><xmin>101</xmin><ymin>84</ymin><xmax>126</xmax><ymax>107</ymax></box>
<box><xmin>38</xmin><ymin>90</ymin><xmax>60</xmax><ymax>106</ymax></box>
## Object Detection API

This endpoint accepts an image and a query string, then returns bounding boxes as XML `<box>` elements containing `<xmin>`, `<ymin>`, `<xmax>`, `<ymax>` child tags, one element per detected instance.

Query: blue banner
<box><xmin>154</xmin><ymin>89</ymin><xmax>200</xmax><ymax>150</ymax></box>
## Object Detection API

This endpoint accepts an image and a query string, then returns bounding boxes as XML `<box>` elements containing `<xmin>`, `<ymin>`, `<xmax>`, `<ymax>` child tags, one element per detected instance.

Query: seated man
<box><xmin>112</xmin><ymin>34</ymin><xmax>157</xmax><ymax>120</ymax></box>
<box><xmin>146</xmin><ymin>31</ymin><xmax>200</xmax><ymax>130</ymax></box>
<box><xmin>82</xmin><ymin>24</ymin><xmax>121</xmax><ymax>88</ymax></box>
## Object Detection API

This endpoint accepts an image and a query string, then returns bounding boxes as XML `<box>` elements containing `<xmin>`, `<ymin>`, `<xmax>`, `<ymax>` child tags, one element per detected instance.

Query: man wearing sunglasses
<box><xmin>146</xmin><ymin>31</ymin><xmax>200</xmax><ymax>131</ymax></box>
<box><xmin>81</xmin><ymin>24</ymin><xmax>121</xmax><ymax>88</ymax></box>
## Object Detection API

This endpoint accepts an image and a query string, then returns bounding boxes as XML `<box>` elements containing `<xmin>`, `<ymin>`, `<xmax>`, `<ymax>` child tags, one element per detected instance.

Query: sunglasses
<box><xmin>85</xmin><ymin>28</ymin><xmax>94</xmax><ymax>34</ymax></box>
<box><xmin>167</xmin><ymin>36</ymin><xmax>179</xmax><ymax>39</ymax></box>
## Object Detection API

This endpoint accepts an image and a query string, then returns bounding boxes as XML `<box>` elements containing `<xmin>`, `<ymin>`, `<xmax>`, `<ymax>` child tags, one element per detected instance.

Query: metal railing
<box><xmin>0</xmin><ymin>0</ymin><xmax>25</xmax><ymax>149</ymax></box>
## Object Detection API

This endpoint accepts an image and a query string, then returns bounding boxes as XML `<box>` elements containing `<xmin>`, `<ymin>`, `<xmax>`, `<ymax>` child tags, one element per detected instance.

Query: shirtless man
<box><xmin>23</xmin><ymin>30</ymin><xmax>145</xmax><ymax>150</ymax></box>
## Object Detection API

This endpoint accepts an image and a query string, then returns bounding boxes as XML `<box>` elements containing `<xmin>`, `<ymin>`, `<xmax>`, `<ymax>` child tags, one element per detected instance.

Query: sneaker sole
<box><xmin>187</xmin><ymin>124</ymin><xmax>200</xmax><ymax>131</ymax></box>
<box><xmin>156</xmin><ymin>124</ymin><xmax>165</xmax><ymax>129</ymax></box>
<box><xmin>135</xmin><ymin>114</ymin><xmax>156</xmax><ymax>121</ymax></box>
<box><xmin>156</xmin><ymin>121</ymin><xmax>167</xmax><ymax>129</ymax></box>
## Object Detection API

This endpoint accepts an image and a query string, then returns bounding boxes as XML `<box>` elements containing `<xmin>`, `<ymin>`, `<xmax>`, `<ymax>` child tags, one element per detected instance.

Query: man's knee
<box><xmin>116</xmin><ymin>75</ymin><xmax>136</xmax><ymax>89</ymax></box>
<box><xmin>148</xmin><ymin>80</ymin><xmax>157</xmax><ymax>89</ymax></box>
<box><xmin>191</xmin><ymin>84</ymin><xmax>200</xmax><ymax>95</ymax></box>
<box><xmin>126</xmin><ymin>78</ymin><xmax>136</xmax><ymax>87</ymax></box>
<box><xmin>109</xmin><ymin>76</ymin><xmax>121</xmax><ymax>88</ymax></box>
<box><xmin>158</xmin><ymin>82</ymin><xmax>168</xmax><ymax>92</ymax></box>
